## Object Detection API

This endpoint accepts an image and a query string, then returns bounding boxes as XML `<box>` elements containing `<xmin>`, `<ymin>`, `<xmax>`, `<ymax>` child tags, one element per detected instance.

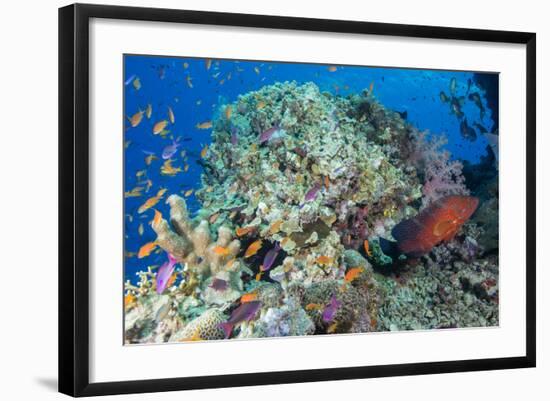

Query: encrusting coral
<box><xmin>125</xmin><ymin>81</ymin><xmax>499</xmax><ymax>344</ymax></box>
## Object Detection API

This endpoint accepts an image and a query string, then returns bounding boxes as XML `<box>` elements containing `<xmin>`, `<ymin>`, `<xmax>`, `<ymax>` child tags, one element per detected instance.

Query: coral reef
<box><xmin>125</xmin><ymin>81</ymin><xmax>499</xmax><ymax>344</ymax></box>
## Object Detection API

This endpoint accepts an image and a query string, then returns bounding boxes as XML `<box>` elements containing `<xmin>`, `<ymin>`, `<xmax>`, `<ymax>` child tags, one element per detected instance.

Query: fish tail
<box><xmin>219</xmin><ymin>322</ymin><xmax>233</xmax><ymax>339</ymax></box>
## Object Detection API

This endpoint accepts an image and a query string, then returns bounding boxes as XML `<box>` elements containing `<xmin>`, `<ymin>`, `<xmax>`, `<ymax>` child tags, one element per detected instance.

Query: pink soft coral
<box><xmin>408</xmin><ymin>130</ymin><xmax>469</xmax><ymax>209</ymax></box>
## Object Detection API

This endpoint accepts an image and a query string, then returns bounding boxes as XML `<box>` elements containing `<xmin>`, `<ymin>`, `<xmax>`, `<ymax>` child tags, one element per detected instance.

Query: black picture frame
<box><xmin>59</xmin><ymin>3</ymin><xmax>536</xmax><ymax>397</ymax></box>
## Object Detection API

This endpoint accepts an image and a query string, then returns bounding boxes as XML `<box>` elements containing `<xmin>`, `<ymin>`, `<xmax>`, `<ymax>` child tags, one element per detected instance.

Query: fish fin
<box><xmin>379</xmin><ymin>237</ymin><xmax>400</xmax><ymax>258</ymax></box>
<box><xmin>391</xmin><ymin>218</ymin><xmax>421</xmax><ymax>244</ymax></box>
<box><xmin>218</xmin><ymin>322</ymin><xmax>233</xmax><ymax>339</ymax></box>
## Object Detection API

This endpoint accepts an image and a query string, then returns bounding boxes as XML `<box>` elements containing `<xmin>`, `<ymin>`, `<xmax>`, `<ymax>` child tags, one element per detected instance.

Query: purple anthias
<box><xmin>258</xmin><ymin>125</ymin><xmax>281</xmax><ymax>144</ymax></box>
<box><xmin>304</xmin><ymin>183</ymin><xmax>321</xmax><ymax>202</ymax></box>
<box><xmin>162</xmin><ymin>140</ymin><xmax>180</xmax><ymax>160</ymax></box>
<box><xmin>260</xmin><ymin>243</ymin><xmax>281</xmax><ymax>272</ymax></box>
<box><xmin>156</xmin><ymin>253</ymin><xmax>179</xmax><ymax>294</ymax></box>
<box><xmin>322</xmin><ymin>295</ymin><xmax>341</xmax><ymax>323</ymax></box>
<box><xmin>210</xmin><ymin>278</ymin><xmax>228</xmax><ymax>292</ymax></box>
<box><xmin>218</xmin><ymin>301</ymin><xmax>262</xmax><ymax>339</ymax></box>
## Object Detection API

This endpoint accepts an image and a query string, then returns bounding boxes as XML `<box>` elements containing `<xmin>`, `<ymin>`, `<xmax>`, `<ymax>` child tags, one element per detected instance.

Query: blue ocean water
<box><xmin>123</xmin><ymin>55</ymin><xmax>497</xmax><ymax>284</ymax></box>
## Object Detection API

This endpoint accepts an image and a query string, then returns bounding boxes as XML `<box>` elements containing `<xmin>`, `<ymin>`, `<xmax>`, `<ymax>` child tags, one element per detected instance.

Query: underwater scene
<box><xmin>123</xmin><ymin>55</ymin><xmax>499</xmax><ymax>344</ymax></box>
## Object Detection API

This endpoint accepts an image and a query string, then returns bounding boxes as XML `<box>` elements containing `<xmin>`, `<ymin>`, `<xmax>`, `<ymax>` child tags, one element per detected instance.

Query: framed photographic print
<box><xmin>58</xmin><ymin>3</ymin><xmax>536</xmax><ymax>397</ymax></box>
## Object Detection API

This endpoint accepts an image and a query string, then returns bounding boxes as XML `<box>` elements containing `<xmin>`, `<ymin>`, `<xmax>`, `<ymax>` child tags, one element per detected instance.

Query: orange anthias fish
<box><xmin>138</xmin><ymin>188</ymin><xmax>166</xmax><ymax>213</ymax></box>
<box><xmin>327</xmin><ymin>66</ymin><xmax>337</xmax><ymax>72</ymax></box>
<box><xmin>153</xmin><ymin>120</ymin><xmax>169</xmax><ymax>135</ymax></box>
<box><xmin>240</xmin><ymin>292</ymin><xmax>258</xmax><ymax>303</ymax></box>
<box><xmin>196</xmin><ymin>121</ymin><xmax>212</xmax><ymax>130</ymax></box>
<box><xmin>124</xmin><ymin>293</ymin><xmax>136</xmax><ymax>309</ymax></box>
<box><xmin>127</xmin><ymin>110</ymin><xmax>144</xmax><ymax>127</ymax></box>
<box><xmin>225</xmin><ymin>105</ymin><xmax>232</xmax><ymax>120</ymax></box>
<box><xmin>160</xmin><ymin>160</ymin><xmax>182</xmax><ymax>176</ymax></box>
<box><xmin>138</xmin><ymin>241</ymin><xmax>157</xmax><ymax>258</ymax></box>
<box><xmin>268</xmin><ymin>220</ymin><xmax>283</xmax><ymax>235</ymax></box>
<box><xmin>244</xmin><ymin>240</ymin><xmax>262</xmax><ymax>258</ymax></box>
<box><xmin>184</xmin><ymin>189</ymin><xmax>194</xmax><ymax>197</ymax></box>
<box><xmin>363</xmin><ymin>240</ymin><xmax>372</xmax><ymax>257</ymax></box>
<box><xmin>236</xmin><ymin>226</ymin><xmax>255</xmax><ymax>237</ymax></box>
<box><xmin>153</xmin><ymin>209</ymin><xmax>163</xmax><ymax>226</ymax></box>
<box><xmin>200</xmin><ymin>144</ymin><xmax>208</xmax><ymax>158</ymax></box>
<box><xmin>344</xmin><ymin>267</ymin><xmax>364</xmax><ymax>283</ymax></box>
<box><xmin>305</xmin><ymin>303</ymin><xmax>323</xmax><ymax>311</ymax></box>
<box><xmin>316</xmin><ymin>255</ymin><xmax>334</xmax><ymax>266</ymax></box>
<box><xmin>212</xmin><ymin>246</ymin><xmax>230</xmax><ymax>256</ymax></box>
<box><xmin>391</xmin><ymin>195</ymin><xmax>479</xmax><ymax>257</ymax></box>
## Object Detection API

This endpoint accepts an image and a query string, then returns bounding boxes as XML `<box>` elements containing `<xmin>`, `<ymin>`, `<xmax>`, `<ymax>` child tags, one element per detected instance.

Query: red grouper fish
<box><xmin>391</xmin><ymin>195</ymin><xmax>479</xmax><ymax>257</ymax></box>
<box><xmin>219</xmin><ymin>301</ymin><xmax>262</xmax><ymax>339</ymax></box>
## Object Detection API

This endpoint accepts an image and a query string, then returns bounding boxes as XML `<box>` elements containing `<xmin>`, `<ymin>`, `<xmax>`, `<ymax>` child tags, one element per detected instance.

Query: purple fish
<box><xmin>219</xmin><ymin>301</ymin><xmax>262</xmax><ymax>338</ymax></box>
<box><xmin>156</xmin><ymin>253</ymin><xmax>179</xmax><ymax>294</ymax></box>
<box><xmin>210</xmin><ymin>278</ymin><xmax>228</xmax><ymax>292</ymax></box>
<box><xmin>322</xmin><ymin>295</ymin><xmax>341</xmax><ymax>323</ymax></box>
<box><xmin>162</xmin><ymin>140</ymin><xmax>180</xmax><ymax>160</ymax></box>
<box><xmin>258</xmin><ymin>125</ymin><xmax>280</xmax><ymax>144</ymax></box>
<box><xmin>304</xmin><ymin>183</ymin><xmax>321</xmax><ymax>202</ymax></box>
<box><xmin>260</xmin><ymin>243</ymin><xmax>281</xmax><ymax>272</ymax></box>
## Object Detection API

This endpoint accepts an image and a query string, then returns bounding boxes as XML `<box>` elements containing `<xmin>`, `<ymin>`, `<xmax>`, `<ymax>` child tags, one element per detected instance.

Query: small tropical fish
<box><xmin>254</xmin><ymin>66</ymin><xmax>260</xmax><ymax>75</ymax></box>
<box><xmin>144</xmin><ymin>152</ymin><xmax>157</xmax><ymax>166</ymax></box>
<box><xmin>450</xmin><ymin>96</ymin><xmax>465</xmax><ymax>118</ymax></box>
<box><xmin>124</xmin><ymin>186</ymin><xmax>144</xmax><ymax>198</ymax></box>
<box><xmin>124</xmin><ymin>74</ymin><xmax>136</xmax><ymax>86</ymax></box>
<box><xmin>219</xmin><ymin>79</ymin><xmax>226</xmax><ymax>85</ymax></box>
<box><xmin>324</xmin><ymin>176</ymin><xmax>330</xmax><ymax>190</ymax></box>
<box><xmin>450</xmin><ymin>77</ymin><xmax>457</xmax><ymax>94</ymax></box>
<box><xmin>305</xmin><ymin>303</ymin><xmax>323</xmax><ymax>311</ymax></box>
<box><xmin>260</xmin><ymin>243</ymin><xmax>281</xmax><ymax>272</ymax></box>
<box><xmin>200</xmin><ymin>144</ymin><xmax>208</xmax><ymax>158</ymax></box>
<box><xmin>258</xmin><ymin>125</ymin><xmax>282</xmax><ymax>144</ymax></box>
<box><xmin>138</xmin><ymin>223</ymin><xmax>144</xmax><ymax>236</ymax></box>
<box><xmin>255</xmin><ymin>271</ymin><xmax>263</xmax><ymax>281</ymax></box>
<box><xmin>145</xmin><ymin>103</ymin><xmax>152</xmax><ymax>119</ymax></box>
<box><xmin>137</xmin><ymin>188</ymin><xmax>166</xmax><ymax>213</ymax></box>
<box><xmin>244</xmin><ymin>240</ymin><xmax>262</xmax><ymax>258</ymax></box>
<box><xmin>153</xmin><ymin>120</ymin><xmax>169</xmax><ymax>135</ymax></box>
<box><xmin>183</xmin><ymin>62</ymin><xmax>189</xmax><ymax>69</ymax></box>
<box><xmin>240</xmin><ymin>292</ymin><xmax>258</xmax><ymax>303</ymax></box>
<box><xmin>184</xmin><ymin>189</ymin><xmax>194</xmax><ymax>197</ymax></box>
<box><xmin>135</xmin><ymin>169</ymin><xmax>147</xmax><ymax>179</ymax></box>
<box><xmin>327</xmin><ymin>322</ymin><xmax>339</xmax><ymax>333</ymax></box>
<box><xmin>196</xmin><ymin>121</ymin><xmax>212</xmax><ymax>130</ymax></box>
<box><xmin>218</xmin><ymin>300</ymin><xmax>262</xmax><ymax>338</ymax></box>
<box><xmin>184</xmin><ymin>164</ymin><xmax>190</xmax><ymax>172</ymax></box>
<box><xmin>161</xmin><ymin>160</ymin><xmax>182</xmax><ymax>176</ymax></box>
<box><xmin>236</xmin><ymin>226</ymin><xmax>255</xmax><ymax>237</ymax></box>
<box><xmin>125</xmin><ymin>251</ymin><xmax>136</xmax><ymax>258</ymax></box>
<box><xmin>132</xmin><ymin>77</ymin><xmax>141</xmax><ymax>90</ymax></box>
<box><xmin>166</xmin><ymin>271</ymin><xmax>177</xmax><ymax>288</ymax></box>
<box><xmin>327</xmin><ymin>66</ymin><xmax>337</xmax><ymax>72</ymax></box>
<box><xmin>322</xmin><ymin>295</ymin><xmax>341</xmax><ymax>323</ymax></box>
<box><xmin>162</xmin><ymin>140</ymin><xmax>180</xmax><ymax>160</ymax></box>
<box><xmin>168</xmin><ymin>106</ymin><xmax>175</xmax><ymax>124</ymax></box>
<box><xmin>186</xmin><ymin>75</ymin><xmax>193</xmax><ymax>88</ymax></box>
<box><xmin>439</xmin><ymin>91</ymin><xmax>449</xmax><ymax>103</ymax></box>
<box><xmin>459</xmin><ymin>118</ymin><xmax>477</xmax><ymax>142</ymax></box>
<box><xmin>268</xmin><ymin>220</ymin><xmax>283</xmax><ymax>235</ymax></box>
<box><xmin>127</xmin><ymin>110</ymin><xmax>144</xmax><ymax>127</ymax></box>
<box><xmin>124</xmin><ymin>293</ymin><xmax>136</xmax><ymax>309</ymax></box>
<box><xmin>156</xmin><ymin>253</ymin><xmax>179</xmax><ymax>294</ymax></box>
<box><xmin>213</xmin><ymin>245</ymin><xmax>230</xmax><ymax>256</ymax></box>
<box><xmin>138</xmin><ymin>241</ymin><xmax>157</xmax><ymax>258</ymax></box>
<box><xmin>344</xmin><ymin>267</ymin><xmax>364</xmax><ymax>283</ymax></box>
<box><xmin>225</xmin><ymin>105</ymin><xmax>232</xmax><ymax>120</ymax></box>
<box><xmin>153</xmin><ymin>209</ymin><xmax>163</xmax><ymax>226</ymax></box>
<box><xmin>391</xmin><ymin>195</ymin><xmax>479</xmax><ymax>257</ymax></box>
<box><xmin>363</xmin><ymin>240</ymin><xmax>372</xmax><ymax>257</ymax></box>
<box><xmin>256</xmin><ymin>101</ymin><xmax>266</xmax><ymax>110</ymax></box>
<box><xmin>209</xmin><ymin>212</ymin><xmax>220</xmax><ymax>224</ymax></box>
<box><xmin>468</xmin><ymin>92</ymin><xmax>486</xmax><ymax>118</ymax></box>
<box><xmin>316</xmin><ymin>255</ymin><xmax>333</xmax><ymax>266</ymax></box>
<box><xmin>368</xmin><ymin>81</ymin><xmax>374</xmax><ymax>96</ymax></box>
<box><xmin>210</xmin><ymin>278</ymin><xmax>228</xmax><ymax>292</ymax></box>
<box><xmin>205</xmin><ymin>59</ymin><xmax>212</xmax><ymax>70</ymax></box>
<box><xmin>124</xmin><ymin>140</ymin><xmax>131</xmax><ymax>149</ymax></box>
<box><xmin>144</xmin><ymin>179</ymin><xmax>153</xmax><ymax>192</ymax></box>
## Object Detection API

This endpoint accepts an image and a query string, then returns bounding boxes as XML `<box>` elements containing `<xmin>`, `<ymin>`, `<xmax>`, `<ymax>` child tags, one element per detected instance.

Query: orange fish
<box><xmin>255</xmin><ymin>271</ymin><xmax>263</xmax><ymax>281</ymax></box>
<box><xmin>245</xmin><ymin>240</ymin><xmax>262</xmax><ymax>258</ymax></box>
<box><xmin>138</xmin><ymin>188</ymin><xmax>166</xmax><ymax>213</ymax></box>
<box><xmin>316</xmin><ymin>255</ymin><xmax>333</xmax><ymax>266</ymax></box>
<box><xmin>160</xmin><ymin>160</ymin><xmax>182</xmax><ymax>176</ymax></box>
<box><xmin>225</xmin><ymin>105</ymin><xmax>232</xmax><ymax>120</ymax></box>
<box><xmin>166</xmin><ymin>271</ymin><xmax>177</xmax><ymax>288</ymax></box>
<box><xmin>236</xmin><ymin>226</ymin><xmax>255</xmax><ymax>237</ymax></box>
<box><xmin>212</xmin><ymin>246</ymin><xmax>230</xmax><ymax>256</ymax></box>
<box><xmin>168</xmin><ymin>106</ymin><xmax>175</xmax><ymax>124</ymax></box>
<box><xmin>305</xmin><ymin>303</ymin><xmax>323</xmax><ymax>311</ymax></box>
<box><xmin>145</xmin><ymin>153</ymin><xmax>157</xmax><ymax>166</ymax></box>
<box><xmin>184</xmin><ymin>189</ymin><xmax>194</xmax><ymax>197</ymax></box>
<box><xmin>324</xmin><ymin>175</ymin><xmax>330</xmax><ymax>190</ymax></box>
<box><xmin>368</xmin><ymin>81</ymin><xmax>374</xmax><ymax>96</ymax></box>
<box><xmin>196</xmin><ymin>121</ymin><xmax>212</xmax><ymax>130</ymax></box>
<box><xmin>127</xmin><ymin>110</ymin><xmax>144</xmax><ymax>127</ymax></box>
<box><xmin>344</xmin><ymin>267</ymin><xmax>364</xmax><ymax>283</ymax></box>
<box><xmin>327</xmin><ymin>66</ymin><xmax>337</xmax><ymax>72</ymax></box>
<box><xmin>138</xmin><ymin>241</ymin><xmax>157</xmax><ymax>258</ymax></box>
<box><xmin>200</xmin><ymin>145</ymin><xmax>208</xmax><ymax>158</ymax></box>
<box><xmin>124</xmin><ymin>186</ymin><xmax>144</xmax><ymax>198</ymax></box>
<box><xmin>240</xmin><ymin>292</ymin><xmax>258</xmax><ymax>303</ymax></box>
<box><xmin>124</xmin><ymin>293</ymin><xmax>136</xmax><ymax>308</ymax></box>
<box><xmin>363</xmin><ymin>240</ymin><xmax>372</xmax><ymax>257</ymax></box>
<box><xmin>256</xmin><ymin>101</ymin><xmax>266</xmax><ymax>110</ymax></box>
<box><xmin>153</xmin><ymin>209</ymin><xmax>163</xmax><ymax>226</ymax></box>
<box><xmin>391</xmin><ymin>195</ymin><xmax>479</xmax><ymax>257</ymax></box>
<box><xmin>268</xmin><ymin>220</ymin><xmax>283</xmax><ymax>235</ymax></box>
<box><xmin>153</xmin><ymin>120</ymin><xmax>169</xmax><ymax>135</ymax></box>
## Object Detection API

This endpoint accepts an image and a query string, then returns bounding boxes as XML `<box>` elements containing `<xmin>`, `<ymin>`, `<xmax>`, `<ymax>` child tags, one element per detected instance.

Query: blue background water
<box><xmin>124</xmin><ymin>54</ymin><xmax>497</xmax><ymax>284</ymax></box>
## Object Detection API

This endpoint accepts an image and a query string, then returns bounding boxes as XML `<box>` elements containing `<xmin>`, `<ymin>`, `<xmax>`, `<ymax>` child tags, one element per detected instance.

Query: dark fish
<box><xmin>468</xmin><ymin>92</ymin><xmax>486</xmax><ymax>119</ymax></box>
<box><xmin>260</xmin><ymin>243</ymin><xmax>281</xmax><ymax>272</ymax></box>
<box><xmin>450</xmin><ymin>96</ymin><xmax>465</xmax><ymax>118</ymax></box>
<box><xmin>473</xmin><ymin>122</ymin><xmax>488</xmax><ymax>134</ymax></box>
<box><xmin>397</xmin><ymin>110</ymin><xmax>408</xmax><ymax>120</ymax></box>
<box><xmin>391</xmin><ymin>195</ymin><xmax>479</xmax><ymax>257</ymax></box>
<box><xmin>439</xmin><ymin>91</ymin><xmax>449</xmax><ymax>103</ymax></box>
<box><xmin>467</xmin><ymin>78</ymin><xmax>472</xmax><ymax>93</ymax></box>
<box><xmin>460</xmin><ymin>118</ymin><xmax>477</xmax><ymax>142</ymax></box>
<box><xmin>219</xmin><ymin>301</ymin><xmax>262</xmax><ymax>338</ymax></box>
